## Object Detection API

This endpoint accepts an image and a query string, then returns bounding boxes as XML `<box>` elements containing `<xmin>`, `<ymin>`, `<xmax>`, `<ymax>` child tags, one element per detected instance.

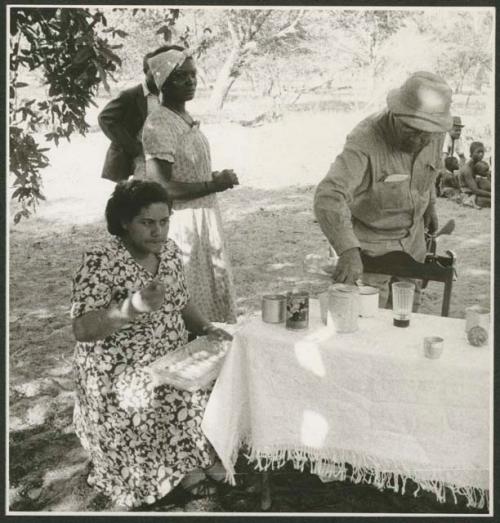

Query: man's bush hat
<box><xmin>387</xmin><ymin>71</ymin><xmax>453</xmax><ymax>132</ymax></box>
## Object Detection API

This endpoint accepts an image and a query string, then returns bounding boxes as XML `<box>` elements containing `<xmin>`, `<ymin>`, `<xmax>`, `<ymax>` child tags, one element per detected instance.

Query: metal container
<box><xmin>327</xmin><ymin>284</ymin><xmax>359</xmax><ymax>333</ymax></box>
<box><xmin>262</xmin><ymin>294</ymin><xmax>286</xmax><ymax>324</ymax></box>
<box><xmin>286</xmin><ymin>291</ymin><xmax>309</xmax><ymax>330</ymax></box>
<box><xmin>423</xmin><ymin>336</ymin><xmax>444</xmax><ymax>359</ymax></box>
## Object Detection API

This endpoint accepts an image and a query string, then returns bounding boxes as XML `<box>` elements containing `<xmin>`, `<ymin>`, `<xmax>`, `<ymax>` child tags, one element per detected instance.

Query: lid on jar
<box><xmin>358</xmin><ymin>285</ymin><xmax>379</xmax><ymax>295</ymax></box>
<box><xmin>329</xmin><ymin>283</ymin><xmax>359</xmax><ymax>293</ymax></box>
<box><xmin>263</xmin><ymin>294</ymin><xmax>286</xmax><ymax>301</ymax></box>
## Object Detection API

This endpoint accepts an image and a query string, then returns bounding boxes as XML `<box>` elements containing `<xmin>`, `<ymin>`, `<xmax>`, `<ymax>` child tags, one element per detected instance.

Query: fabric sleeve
<box><xmin>98</xmin><ymin>90</ymin><xmax>142</xmax><ymax>154</ymax></box>
<box><xmin>314</xmin><ymin>146</ymin><xmax>369</xmax><ymax>255</ymax></box>
<box><xmin>142</xmin><ymin>111</ymin><xmax>176</xmax><ymax>163</ymax></box>
<box><xmin>441</xmin><ymin>133</ymin><xmax>451</xmax><ymax>154</ymax></box>
<box><xmin>71</xmin><ymin>250</ymin><xmax>113</xmax><ymax>319</ymax></box>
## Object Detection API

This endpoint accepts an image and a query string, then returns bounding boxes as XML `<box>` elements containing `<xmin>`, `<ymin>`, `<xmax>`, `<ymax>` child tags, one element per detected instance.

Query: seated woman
<box><xmin>71</xmin><ymin>180</ymin><xmax>232</xmax><ymax>509</ymax></box>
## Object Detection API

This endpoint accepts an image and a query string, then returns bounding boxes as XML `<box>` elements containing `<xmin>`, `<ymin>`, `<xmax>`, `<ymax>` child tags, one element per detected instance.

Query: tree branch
<box><xmin>273</xmin><ymin>9</ymin><xmax>304</xmax><ymax>39</ymax></box>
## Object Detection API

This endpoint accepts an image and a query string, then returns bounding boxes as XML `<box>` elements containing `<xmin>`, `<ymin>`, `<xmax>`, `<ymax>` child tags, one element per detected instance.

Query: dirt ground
<box><xmin>8</xmin><ymin>109</ymin><xmax>492</xmax><ymax>514</ymax></box>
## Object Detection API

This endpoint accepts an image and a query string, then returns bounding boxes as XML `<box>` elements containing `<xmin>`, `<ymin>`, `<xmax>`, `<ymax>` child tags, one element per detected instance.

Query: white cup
<box><xmin>358</xmin><ymin>286</ymin><xmax>379</xmax><ymax>317</ymax></box>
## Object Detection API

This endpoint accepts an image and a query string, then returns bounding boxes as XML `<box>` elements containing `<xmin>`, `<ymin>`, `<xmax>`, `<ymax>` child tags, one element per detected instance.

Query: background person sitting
<box><xmin>439</xmin><ymin>157</ymin><xmax>461</xmax><ymax>199</ymax></box>
<box><xmin>459</xmin><ymin>143</ymin><xmax>491</xmax><ymax>208</ymax></box>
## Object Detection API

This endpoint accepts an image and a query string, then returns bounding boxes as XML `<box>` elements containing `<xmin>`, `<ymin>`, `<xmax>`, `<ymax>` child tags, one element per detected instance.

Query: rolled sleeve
<box><xmin>314</xmin><ymin>146</ymin><xmax>369</xmax><ymax>255</ymax></box>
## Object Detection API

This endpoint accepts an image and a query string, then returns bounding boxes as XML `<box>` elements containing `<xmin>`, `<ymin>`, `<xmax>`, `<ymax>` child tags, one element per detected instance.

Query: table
<box><xmin>202</xmin><ymin>301</ymin><xmax>491</xmax><ymax>510</ymax></box>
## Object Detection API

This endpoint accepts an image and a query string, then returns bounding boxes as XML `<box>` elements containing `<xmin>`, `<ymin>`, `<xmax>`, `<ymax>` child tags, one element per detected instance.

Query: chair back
<box><xmin>360</xmin><ymin>250</ymin><xmax>457</xmax><ymax>317</ymax></box>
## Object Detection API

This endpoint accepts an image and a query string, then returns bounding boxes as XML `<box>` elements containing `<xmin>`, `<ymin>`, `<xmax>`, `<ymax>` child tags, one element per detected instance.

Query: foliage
<box><xmin>103</xmin><ymin>8</ymin><xmax>180</xmax><ymax>83</ymax></box>
<box><xmin>9</xmin><ymin>7</ymin><xmax>126</xmax><ymax>222</ymax></box>
<box><xmin>429</xmin><ymin>11</ymin><xmax>493</xmax><ymax>93</ymax></box>
<box><xmin>181</xmin><ymin>9</ymin><xmax>308</xmax><ymax>111</ymax></box>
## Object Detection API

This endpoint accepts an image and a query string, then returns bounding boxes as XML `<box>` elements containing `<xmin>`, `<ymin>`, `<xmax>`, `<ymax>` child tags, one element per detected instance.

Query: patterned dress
<box><xmin>71</xmin><ymin>238</ymin><xmax>213</xmax><ymax>508</ymax></box>
<box><xmin>142</xmin><ymin>106</ymin><xmax>237</xmax><ymax>323</ymax></box>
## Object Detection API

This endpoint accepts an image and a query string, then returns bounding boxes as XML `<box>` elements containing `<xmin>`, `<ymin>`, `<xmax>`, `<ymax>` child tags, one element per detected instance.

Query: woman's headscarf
<box><xmin>147</xmin><ymin>49</ymin><xmax>192</xmax><ymax>91</ymax></box>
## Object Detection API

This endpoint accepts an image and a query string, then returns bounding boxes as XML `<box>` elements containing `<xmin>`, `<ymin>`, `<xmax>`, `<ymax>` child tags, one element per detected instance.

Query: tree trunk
<box><xmin>209</xmin><ymin>47</ymin><xmax>241</xmax><ymax>112</ymax></box>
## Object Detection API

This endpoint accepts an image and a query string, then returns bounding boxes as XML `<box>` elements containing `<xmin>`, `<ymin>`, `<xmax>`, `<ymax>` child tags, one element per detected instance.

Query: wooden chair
<box><xmin>360</xmin><ymin>249</ymin><xmax>457</xmax><ymax>317</ymax></box>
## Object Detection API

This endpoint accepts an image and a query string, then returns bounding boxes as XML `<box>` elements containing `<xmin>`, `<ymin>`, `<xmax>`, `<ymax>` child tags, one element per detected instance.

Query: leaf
<box><xmin>113</xmin><ymin>29</ymin><xmax>129</xmax><ymax>38</ymax></box>
<box><xmin>73</xmin><ymin>46</ymin><xmax>93</xmax><ymax>65</ymax></box>
<box><xmin>95</xmin><ymin>62</ymin><xmax>110</xmax><ymax>93</ymax></box>
<box><xmin>156</xmin><ymin>25</ymin><xmax>172</xmax><ymax>43</ymax></box>
<box><xmin>99</xmin><ymin>47</ymin><xmax>122</xmax><ymax>66</ymax></box>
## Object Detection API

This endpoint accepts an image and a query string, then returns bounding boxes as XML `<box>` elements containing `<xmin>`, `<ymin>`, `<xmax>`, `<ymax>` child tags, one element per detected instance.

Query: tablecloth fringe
<box><xmin>226</xmin><ymin>443</ymin><xmax>489</xmax><ymax>510</ymax></box>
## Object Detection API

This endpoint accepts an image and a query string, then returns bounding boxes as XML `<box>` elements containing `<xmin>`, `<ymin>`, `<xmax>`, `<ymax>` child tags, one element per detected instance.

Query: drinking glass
<box><xmin>391</xmin><ymin>282</ymin><xmax>415</xmax><ymax>327</ymax></box>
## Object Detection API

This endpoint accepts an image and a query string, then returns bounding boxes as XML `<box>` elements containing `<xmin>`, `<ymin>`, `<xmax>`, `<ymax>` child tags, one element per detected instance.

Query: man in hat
<box><xmin>442</xmin><ymin>115</ymin><xmax>466</xmax><ymax>166</ymax></box>
<box><xmin>314</xmin><ymin>71</ymin><xmax>453</xmax><ymax>309</ymax></box>
<box><xmin>98</xmin><ymin>45</ymin><xmax>172</xmax><ymax>182</ymax></box>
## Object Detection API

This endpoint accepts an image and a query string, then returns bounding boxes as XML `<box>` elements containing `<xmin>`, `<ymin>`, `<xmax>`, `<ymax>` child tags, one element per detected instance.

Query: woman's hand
<box><xmin>202</xmin><ymin>324</ymin><xmax>233</xmax><ymax>342</ymax></box>
<box><xmin>130</xmin><ymin>279</ymin><xmax>166</xmax><ymax>313</ymax></box>
<box><xmin>212</xmin><ymin>169</ymin><xmax>239</xmax><ymax>192</ymax></box>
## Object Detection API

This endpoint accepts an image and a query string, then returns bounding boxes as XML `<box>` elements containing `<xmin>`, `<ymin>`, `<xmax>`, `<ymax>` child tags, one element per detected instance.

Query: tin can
<box><xmin>286</xmin><ymin>291</ymin><xmax>309</xmax><ymax>330</ymax></box>
<box><xmin>262</xmin><ymin>294</ymin><xmax>286</xmax><ymax>323</ymax></box>
<box><xmin>327</xmin><ymin>284</ymin><xmax>359</xmax><ymax>333</ymax></box>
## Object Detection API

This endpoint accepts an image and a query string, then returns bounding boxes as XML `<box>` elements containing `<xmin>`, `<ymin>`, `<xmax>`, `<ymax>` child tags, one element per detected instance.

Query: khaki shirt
<box><xmin>314</xmin><ymin>111</ymin><xmax>443</xmax><ymax>262</ymax></box>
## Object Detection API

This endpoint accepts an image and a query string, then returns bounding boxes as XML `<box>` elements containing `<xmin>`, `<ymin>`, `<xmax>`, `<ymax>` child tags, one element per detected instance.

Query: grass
<box><xmin>8</xmin><ymin>105</ymin><xmax>492</xmax><ymax>513</ymax></box>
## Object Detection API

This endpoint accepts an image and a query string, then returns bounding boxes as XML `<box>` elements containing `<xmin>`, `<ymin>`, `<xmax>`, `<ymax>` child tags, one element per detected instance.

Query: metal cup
<box><xmin>262</xmin><ymin>294</ymin><xmax>286</xmax><ymax>323</ymax></box>
<box><xmin>423</xmin><ymin>336</ymin><xmax>444</xmax><ymax>359</ymax></box>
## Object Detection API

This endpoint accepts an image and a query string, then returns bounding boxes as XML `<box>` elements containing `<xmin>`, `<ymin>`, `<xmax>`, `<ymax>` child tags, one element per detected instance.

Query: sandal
<box><xmin>184</xmin><ymin>477</ymin><xmax>219</xmax><ymax>498</ymax></box>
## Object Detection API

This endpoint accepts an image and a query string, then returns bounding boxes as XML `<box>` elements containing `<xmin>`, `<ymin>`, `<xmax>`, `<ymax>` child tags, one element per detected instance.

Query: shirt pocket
<box><xmin>376</xmin><ymin>175</ymin><xmax>411</xmax><ymax>210</ymax></box>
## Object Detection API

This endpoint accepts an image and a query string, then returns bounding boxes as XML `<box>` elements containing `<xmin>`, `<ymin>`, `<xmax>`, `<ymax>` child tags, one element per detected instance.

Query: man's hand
<box><xmin>333</xmin><ymin>248</ymin><xmax>363</xmax><ymax>284</ymax></box>
<box><xmin>424</xmin><ymin>206</ymin><xmax>439</xmax><ymax>235</ymax></box>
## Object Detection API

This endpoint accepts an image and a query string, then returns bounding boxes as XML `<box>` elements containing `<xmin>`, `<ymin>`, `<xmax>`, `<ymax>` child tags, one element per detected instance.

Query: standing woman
<box><xmin>142</xmin><ymin>46</ymin><xmax>238</xmax><ymax>324</ymax></box>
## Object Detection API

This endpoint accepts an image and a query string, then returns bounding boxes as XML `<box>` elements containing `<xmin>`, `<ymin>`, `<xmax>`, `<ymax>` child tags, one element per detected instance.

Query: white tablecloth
<box><xmin>202</xmin><ymin>301</ymin><xmax>491</xmax><ymax>509</ymax></box>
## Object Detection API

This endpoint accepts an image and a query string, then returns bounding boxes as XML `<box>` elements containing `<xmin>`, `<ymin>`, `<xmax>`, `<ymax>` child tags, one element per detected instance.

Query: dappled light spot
<box><xmin>462</xmin><ymin>268</ymin><xmax>490</xmax><ymax>277</ymax></box>
<box><xmin>294</xmin><ymin>340</ymin><xmax>325</xmax><ymax>377</ymax></box>
<box><xmin>43</xmin><ymin>463</ymin><xmax>87</xmax><ymax>489</ymax></box>
<box><xmin>300</xmin><ymin>410</ymin><xmax>329</xmax><ymax>448</ymax></box>
<box><xmin>452</xmin><ymin>234</ymin><xmax>491</xmax><ymax>248</ymax></box>
<box><xmin>267</xmin><ymin>262</ymin><xmax>295</xmax><ymax>271</ymax></box>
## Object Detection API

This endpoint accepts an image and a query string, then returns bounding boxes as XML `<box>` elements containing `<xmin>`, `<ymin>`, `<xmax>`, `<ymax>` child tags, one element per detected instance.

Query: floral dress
<box><xmin>70</xmin><ymin>237</ymin><xmax>213</xmax><ymax>508</ymax></box>
<box><xmin>141</xmin><ymin>106</ymin><xmax>237</xmax><ymax>324</ymax></box>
